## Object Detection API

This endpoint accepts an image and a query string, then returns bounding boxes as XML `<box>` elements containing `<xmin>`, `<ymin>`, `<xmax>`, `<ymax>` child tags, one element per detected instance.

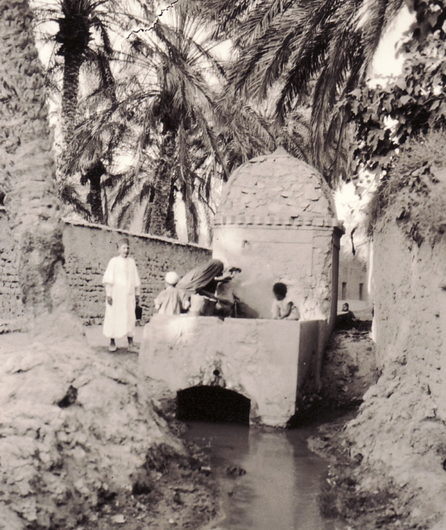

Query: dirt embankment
<box><xmin>0</xmin><ymin>333</ymin><xmax>218</xmax><ymax>530</ymax></box>
<box><xmin>311</xmin><ymin>294</ymin><xmax>446</xmax><ymax>528</ymax></box>
<box><xmin>313</xmin><ymin>137</ymin><xmax>446</xmax><ymax>530</ymax></box>
<box><xmin>319</xmin><ymin>326</ymin><xmax>379</xmax><ymax>408</ymax></box>
<box><xmin>309</xmin><ymin>327</ymin><xmax>426</xmax><ymax>529</ymax></box>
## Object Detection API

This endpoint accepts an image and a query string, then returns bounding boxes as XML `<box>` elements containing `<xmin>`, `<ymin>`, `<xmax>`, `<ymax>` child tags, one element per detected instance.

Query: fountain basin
<box><xmin>139</xmin><ymin>314</ymin><xmax>326</xmax><ymax>427</ymax></box>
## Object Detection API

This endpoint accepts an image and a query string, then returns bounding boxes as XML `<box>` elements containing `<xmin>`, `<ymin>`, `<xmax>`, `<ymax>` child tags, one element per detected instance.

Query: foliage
<box><xmin>344</xmin><ymin>1</ymin><xmax>446</xmax><ymax>241</ymax></box>
<box><xmin>33</xmin><ymin>0</ymin><xmax>121</xmax><ymax>140</ymax></box>
<box><xmin>201</xmin><ymin>0</ymin><xmax>406</xmax><ymax>185</ymax></box>
<box><xmin>346</xmin><ymin>1</ymin><xmax>446</xmax><ymax>177</ymax></box>
<box><xmin>82</xmin><ymin>1</ymin><xmax>294</xmax><ymax>241</ymax></box>
<box><xmin>32</xmin><ymin>0</ymin><xmax>157</xmax><ymax>224</ymax></box>
<box><xmin>96</xmin><ymin>1</ymin><xmax>228</xmax><ymax>241</ymax></box>
<box><xmin>366</xmin><ymin>129</ymin><xmax>446</xmax><ymax>243</ymax></box>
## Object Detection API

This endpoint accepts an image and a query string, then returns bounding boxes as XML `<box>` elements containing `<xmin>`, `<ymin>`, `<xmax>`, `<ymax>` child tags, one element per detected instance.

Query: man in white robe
<box><xmin>102</xmin><ymin>238</ymin><xmax>141</xmax><ymax>352</ymax></box>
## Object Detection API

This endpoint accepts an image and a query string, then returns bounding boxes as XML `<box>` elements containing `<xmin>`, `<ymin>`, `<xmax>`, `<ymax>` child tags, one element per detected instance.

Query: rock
<box><xmin>225</xmin><ymin>465</ymin><xmax>247</xmax><ymax>477</ymax></box>
<box><xmin>111</xmin><ymin>514</ymin><xmax>126</xmax><ymax>524</ymax></box>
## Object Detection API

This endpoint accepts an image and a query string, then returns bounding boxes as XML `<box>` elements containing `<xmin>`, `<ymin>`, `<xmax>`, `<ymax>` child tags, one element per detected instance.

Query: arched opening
<box><xmin>177</xmin><ymin>386</ymin><xmax>250</xmax><ymax>424</ymax></box>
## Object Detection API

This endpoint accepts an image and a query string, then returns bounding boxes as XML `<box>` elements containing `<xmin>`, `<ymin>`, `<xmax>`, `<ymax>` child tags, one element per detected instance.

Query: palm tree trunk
<box><xmin>183</xmin><ymin>184</ymin><xmax>200</xmax><ymax>243</ymax></box>
<box><xmin>85</xmin><ymin>160</ymin><xmax>105</xmax><ymax>224</ymax></box>
<box><xmin>148</xmin><ymin>133</ymin><xmax>177</xmax><ymax>238</ymax></box>
<box><xmin>0</xmin><ymin>0</ymin><xmax>83</xmax><ymax>339</ymax></box>
<box><xmin>61</xmin><ymin>52</ymin><xmax>82</xmax><ymax>147</ymax></box>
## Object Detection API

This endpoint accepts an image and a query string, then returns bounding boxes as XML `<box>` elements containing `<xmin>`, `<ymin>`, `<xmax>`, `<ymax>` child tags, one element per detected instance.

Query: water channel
<box><xmin>183</xmin><ymin>419</ymin><xmax>347</xmax><ymax>530</ymax></box>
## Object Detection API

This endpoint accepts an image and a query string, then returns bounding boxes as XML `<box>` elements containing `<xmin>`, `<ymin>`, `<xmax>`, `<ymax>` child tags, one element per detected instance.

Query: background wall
<box><xmin>337</xmin><ymin>254</ymin><xmax>369</xmax><ymax>310</ymax></box>
<box><xmin>0</xmin><ymin>211</ymin><xmax>211</xmax><ymax>331</ymax></box>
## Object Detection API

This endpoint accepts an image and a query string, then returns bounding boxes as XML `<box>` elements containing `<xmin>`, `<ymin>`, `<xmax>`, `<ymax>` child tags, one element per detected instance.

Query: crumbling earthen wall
<box><xmin>372</xmin><ymin>221</ymin><xmax>443</xmax><ymax>390</ymax></box>
<box><xmin>0</xmin><ymin>211</ymin><xmax>211</xmax><ymax>330</ymax></box>
<box><xmin>343</xmin><ymin>220</ymin><xmax>446</xmax><ymax>525</ymax></box>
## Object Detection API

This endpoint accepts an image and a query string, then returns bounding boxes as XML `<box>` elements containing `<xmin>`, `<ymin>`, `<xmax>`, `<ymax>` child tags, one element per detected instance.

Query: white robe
<box><xmin>102</xmin><ymin>256</ymin><xmax>141</xmax><ymax>339</ymax></box>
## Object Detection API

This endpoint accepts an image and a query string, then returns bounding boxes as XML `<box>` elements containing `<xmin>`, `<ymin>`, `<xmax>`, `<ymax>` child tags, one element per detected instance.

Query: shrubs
<box><xmin>366</xmin><ymin>129</ymin><xmax>446</xmax><ymax>244</ymax></box>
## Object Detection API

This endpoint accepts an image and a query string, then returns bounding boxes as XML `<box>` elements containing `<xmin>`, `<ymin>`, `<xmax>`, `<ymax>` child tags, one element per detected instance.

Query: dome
<box><xmin>215</xmin><ymin>147</ymin><xmax>339</xmax><ymax>228</ymax></box>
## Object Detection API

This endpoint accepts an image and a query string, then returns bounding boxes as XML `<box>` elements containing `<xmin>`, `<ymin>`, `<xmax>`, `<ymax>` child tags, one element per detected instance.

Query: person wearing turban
<box><xmin>154</xmin><ymin>271</ymin><xmax>190</xmax><ymax>315</ymax></box>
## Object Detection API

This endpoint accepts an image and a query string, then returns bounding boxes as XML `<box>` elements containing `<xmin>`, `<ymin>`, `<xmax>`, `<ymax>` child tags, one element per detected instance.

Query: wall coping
<box><xmin>0</xmin><ymin>209</ymin><xmax>211</xmax><ymax>251</ymax></box>
<box><xmin>213</xmin><ymin>213</ymin><xmax>344</xmax><ymax>231</ymax></box>
<box><xmin>62</xmin><ymin>218</ymin><xmax>211</xmax><ymax>251</ymax></box>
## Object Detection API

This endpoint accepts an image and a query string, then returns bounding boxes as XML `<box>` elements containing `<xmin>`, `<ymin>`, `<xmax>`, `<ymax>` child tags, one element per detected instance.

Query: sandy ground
<box><xmin>83</xmin><ymin>324</ymin><xmax>144</xmax><ymax>368</ymax></box>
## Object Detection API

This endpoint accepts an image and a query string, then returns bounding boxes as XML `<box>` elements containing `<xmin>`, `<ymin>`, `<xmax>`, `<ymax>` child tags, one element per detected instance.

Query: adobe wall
<box><xmin>372</xmin><ymin>221</ymin><xmax>444</xmax><ymax>381</ymax></box>
<box><xmin>338</xmin><ymin>253</ymin><xmax>369</xmax><ymax>303</ymax></box>
<box><xmin>343</xmin><ymin>219</ymin><xmax>446</xmax><ymax>514</ymax></box>
<box><xmin>0</xmin><ymin>211</ymin><xmax>211</xmax><ymax>331</ymax></box>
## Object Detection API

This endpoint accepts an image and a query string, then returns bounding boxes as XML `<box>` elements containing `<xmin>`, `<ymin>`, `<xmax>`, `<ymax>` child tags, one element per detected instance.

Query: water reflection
<box><xmin>184</xmin><ymin>423</ymin><xmax>344</xmax><ymax>530</ymax></box>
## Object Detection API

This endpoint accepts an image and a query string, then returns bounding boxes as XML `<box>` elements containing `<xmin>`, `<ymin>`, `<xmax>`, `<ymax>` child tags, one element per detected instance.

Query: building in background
<box><xmin>338</xmin><ymin>252</ymin><xmax>370</xmax><ymax>313</ymax></box>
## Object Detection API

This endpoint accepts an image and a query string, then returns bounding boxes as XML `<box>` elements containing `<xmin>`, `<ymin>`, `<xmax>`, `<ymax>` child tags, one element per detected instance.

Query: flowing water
<box><xmin>184</xmin><ymin>420</ymin><xmax>346</xmax><ymax>530</ymax></box>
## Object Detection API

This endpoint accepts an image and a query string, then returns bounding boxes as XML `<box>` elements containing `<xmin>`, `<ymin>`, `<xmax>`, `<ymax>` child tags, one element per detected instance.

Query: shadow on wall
<box><xmin>177</xmin><ymin>386</ymin><xmax>251</xmax><ymax>424</ymax></box>
<box><xmin>231</xmin><ymin>300</ymin><xmax>259</xmax><ymax>319</ymax></box>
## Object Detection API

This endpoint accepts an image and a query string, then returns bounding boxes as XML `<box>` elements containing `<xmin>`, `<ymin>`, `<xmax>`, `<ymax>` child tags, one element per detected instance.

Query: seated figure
<box><xmin>154</xmin><ymin>271</ymin><xmax>190</xmax><ymax>315</ymax></box>
<box><xmin>336</xmin><ymin>302</ymin><xmax>357</xmax><ymax>329</ymax></box>
<box><xmin>271</xmin><ymin>282</ymin><xmax>300</xmax><ymax>320</ymax></box>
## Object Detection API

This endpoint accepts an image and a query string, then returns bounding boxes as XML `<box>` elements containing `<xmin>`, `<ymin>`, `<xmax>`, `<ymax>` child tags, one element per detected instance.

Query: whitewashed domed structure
<box><xmin>213</xmin><ymin>147</ymin><xmax>343</xmax><ymax>329</ymax></box>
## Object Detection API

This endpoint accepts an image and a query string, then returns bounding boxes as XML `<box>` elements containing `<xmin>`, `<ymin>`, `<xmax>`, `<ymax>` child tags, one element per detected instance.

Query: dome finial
<box><xmin>274</xmin><ymin>133</ymin><xmax>288</xmax><ymax>155</ymax></box>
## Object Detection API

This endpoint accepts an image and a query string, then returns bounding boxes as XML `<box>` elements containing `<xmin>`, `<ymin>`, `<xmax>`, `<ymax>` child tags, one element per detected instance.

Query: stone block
<box><xmin>140</xmin><ymin>315</ymin><xmax>326</xmax><ymax>427</ymax></box>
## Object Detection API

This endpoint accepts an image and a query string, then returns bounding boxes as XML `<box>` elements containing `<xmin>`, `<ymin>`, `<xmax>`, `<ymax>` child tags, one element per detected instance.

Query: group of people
<box><xmin>102</xmin><ymin>238</ymin><xmax>300</xmax><ymax>352</ymax></box>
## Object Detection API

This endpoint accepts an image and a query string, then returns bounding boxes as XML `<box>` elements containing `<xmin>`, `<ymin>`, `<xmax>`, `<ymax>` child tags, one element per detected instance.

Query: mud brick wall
<box><xmin>0</xmin><ymin>211</ymin><xmax>211</xmax><ymax>329</ymax></box>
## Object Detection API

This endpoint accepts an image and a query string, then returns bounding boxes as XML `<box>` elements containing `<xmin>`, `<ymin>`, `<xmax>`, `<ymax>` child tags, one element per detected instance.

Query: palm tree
<box><xmin>33</xmin><ymin>0</ymin><xmax>119</xmax><ymax>145</ymax></box>
<box><xmin>111</xmin><ymin>1</ymin><xmax>229</xmax><ymax>241</ymax></box>
<box><xmin>32</xmin><ymin>0</ymin><xmax>133</xmax><ymax>223</ymax></box>
<box><xmin>202</xmin><ymin>0</ymin><xmax>406</xmax><ymax>184</ymax></box>
<box><xmin>0</xmin><ymin>0</ymin><xmax>82</xmax><ymax>337</ymax></box>
<box><xmin>71</xmin><ymin>1</ymin><xmax>315</xmax><ymax>241</ymax></box>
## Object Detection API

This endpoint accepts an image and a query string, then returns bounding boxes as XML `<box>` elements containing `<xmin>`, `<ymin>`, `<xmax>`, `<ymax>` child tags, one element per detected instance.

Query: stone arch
<box><xmin>177</xmin><ymin>385</ymin><xmax>251</xmax><ymax>424</ymax></box>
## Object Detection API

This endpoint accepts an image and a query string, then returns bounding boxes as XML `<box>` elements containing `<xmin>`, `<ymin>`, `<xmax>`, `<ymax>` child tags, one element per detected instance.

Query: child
<box><xmin>154</xmin><ymin>271</ymin><xmax>189</xmax><ymax>315</ymax></box>
<box><xmin>103</xmin><ymin>238</ymin><xmax>141</xmax><ymax>352</ymax></box>
<box><xmin>271</xmin><ymin>282</ymin><xmax>300</xmax><ymax>320</ymax></box>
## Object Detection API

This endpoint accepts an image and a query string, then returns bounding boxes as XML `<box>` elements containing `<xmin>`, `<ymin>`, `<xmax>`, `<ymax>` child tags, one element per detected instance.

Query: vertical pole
<box><xmin>438</xmin><ymin>284</ymin><xmax>446</xmax><ymax>421</ymax></box>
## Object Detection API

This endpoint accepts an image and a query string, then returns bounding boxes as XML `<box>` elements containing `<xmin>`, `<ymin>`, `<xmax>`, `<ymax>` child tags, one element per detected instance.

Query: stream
<box><xmin>183</xmin><ymin>419</ymin><xmax>346</xmax><ymax>530</ymax></box>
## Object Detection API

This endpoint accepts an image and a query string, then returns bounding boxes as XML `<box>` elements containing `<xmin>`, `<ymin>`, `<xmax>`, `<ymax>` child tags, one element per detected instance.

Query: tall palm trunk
<box><xmin>58</xmin><ymin>14</ymin><xmax>105</xmax><ymax>222</ymax></box>
<box><xmin>85</xmin><ymin>160</ymin><xmax>105</xmax><ymax>223</ymax></box>
<box><xmin>184</xmin><ymin>199</ymin><xmax>199</xmax><ymax>244</ymax></box>
<box><xmin>0</xmin><ymin>0</ymin><xmax>82</xmax><ymax>338</ymax></box>
<box><xmin>61</xmin><ymin>52</ymin><xmax>82</xmax><ymax>147</ymax></box>
<box><xmin>148</xmin><ymin>133</ymin><xmax>177</xmax><ymax>238</ymax></box>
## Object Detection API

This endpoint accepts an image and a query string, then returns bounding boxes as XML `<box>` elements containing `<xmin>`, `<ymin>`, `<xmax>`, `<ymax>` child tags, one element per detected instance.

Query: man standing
<box><xmin>102</xmin><ymin>238</ymin><xmax>141</xmax><ymax>352</ymax></box>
